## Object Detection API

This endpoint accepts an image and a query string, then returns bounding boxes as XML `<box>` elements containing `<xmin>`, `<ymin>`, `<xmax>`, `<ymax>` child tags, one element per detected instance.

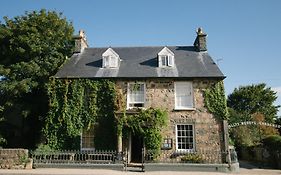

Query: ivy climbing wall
<box><xmin>45</xmin><ymin>78</ymin><xmax>117</xmax><ymax>150</ymax></box>
<box><xmin>45</xmin><ymin>78</ymin><xmax>228</xmax><ymax>163</ymax></box>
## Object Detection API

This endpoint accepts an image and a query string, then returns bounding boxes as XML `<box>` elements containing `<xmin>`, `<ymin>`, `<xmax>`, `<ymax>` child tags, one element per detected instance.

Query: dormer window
<box><xmin>102</xmin><ymin>48</ymin><xmax>120</xmax><ymax>68</ymax></box>
<box><xmin>158</xmin><ymin>47</ymin><xmax>175</xmax><ymax>67</ymax></box>
<box><xmin>160</xmin><ymin>55</ymin><xmax>173</xmax><ymax>67</ymax></box>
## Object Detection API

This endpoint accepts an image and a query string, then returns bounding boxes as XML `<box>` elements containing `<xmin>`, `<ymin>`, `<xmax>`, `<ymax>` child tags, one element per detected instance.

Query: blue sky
<box><xmin>1</xmin><ymin>0</ymin><xmax>281</xmax><ymax>115</ymax></box>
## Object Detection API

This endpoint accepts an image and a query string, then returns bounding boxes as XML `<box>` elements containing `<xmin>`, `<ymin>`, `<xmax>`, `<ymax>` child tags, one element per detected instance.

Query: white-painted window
<box><xmin>158</xmin><ymin>47</ymin><xmax>175</xmax><ymax>67</ymax></box>
<box><xmin>102</xmin><ymin>48</ymin><xmax>120</xmax><ymax>68</ymax></box>
<box><xmin>103</xmin><ymin>56</ymin><xmax>110</xmax><ymax>68</ymax></box>
<box><xmin>159</xmin><ymin>55</ymin><xmax>174</xmax><ymax>67</ymax></box>
<box><xmin>127</xmin><ymin>83</ymin><xmax>145</xmax><ymax>108</ymax></box>
<box><xmin>81</xmin><ymin>127</ymin><xmax>95</xmax><ymax>150</ymax></box>
<box><xmin>103</xmin><ymin>55</ymin><xmax>119</xmax><ymax>68</ymax></box>
<box><xmin>174</xmin><ymin>82</ymin><xmax>194</xmax><ymax>109</ymax></box>
<box><xmin>176</xmin><ymin>124</ymin><xmax>194</xmax><ymax>151</ymax></box>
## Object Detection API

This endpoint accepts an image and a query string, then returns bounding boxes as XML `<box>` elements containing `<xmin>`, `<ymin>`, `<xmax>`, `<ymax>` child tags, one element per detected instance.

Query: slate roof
<box><xmin>55</xmin><ymin>46</ymin><xmax>225</xmax><ymax>79</ymax></box>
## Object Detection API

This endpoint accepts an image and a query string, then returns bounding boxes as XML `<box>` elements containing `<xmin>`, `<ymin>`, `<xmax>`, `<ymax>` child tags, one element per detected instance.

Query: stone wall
<box><xmin>116</xmin><ymin>79</ymin><xmax>224</xmax><ymax>163</ymax></box>
<box><xmin>0</xmin><ymin>149</ymin><xmax>32</xmax><ymax>169</ymax></box>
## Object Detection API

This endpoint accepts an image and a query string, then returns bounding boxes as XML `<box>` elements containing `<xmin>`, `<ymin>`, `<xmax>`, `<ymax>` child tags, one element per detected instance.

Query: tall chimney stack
<box><xmin>193</xmin><ymin>27</ymin><xmax>207</xmax><ymax>52</ymax></box>
<box><xmin>73</xmin><ymin>30</ymin><xmax>88</xmax><ymax>53</ymax></box>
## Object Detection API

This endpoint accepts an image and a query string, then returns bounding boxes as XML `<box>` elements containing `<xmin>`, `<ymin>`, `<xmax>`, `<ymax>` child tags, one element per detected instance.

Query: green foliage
<box><xmin>31</xmin><ymin>144</ymin><xmax>59</xmax><ymax>158</ymax></box>
<box><xmin>228</xmin><ymin>84</ymin><xmax>280</xmax><ymax>152</ymax></box>
<box><xmin>0</xmin><ymin>106</ymin><xmax>5</xmax><ymax>147</ymax></box>
<box><xmin>230</xmin><ymin>125</ymin><xmax>260</xmax><ymax>147</ymax></box>
<box><xmin>0</xmin><ymin>9</ymin><xmax>74</xmax><ymax>148</ymax></box>
<box><xmin>228</xmin><ymin>107</ymin><xmax>251</xmax><ymax>124</ymax></box>
<box><xmin>181</xmin><ymin>153</ymin><xmax>203</xmax><ymax>163</ymax></box>
<box><xmin>120</xmin><ymin>108</ymin><xmax>168</xmax><ymax>157</ymax></box>
<box><xmin>45</xmin><ymin>79</ymin><xmax>116</xmax><ymax>150</ymax></box>
<box><xmin>227</xmin><ymin>83</ymin><xmax>279</xmax><ymax>123</ymax></box>
<box><xmin>0</xmin><ymin>137</ymin><xmax>6</xmax><ymax>148</ymax></box>
<box><xmin>204</xmin><ymin>81</ymin><xmax>229</xmax><ymax>120</ymax></box>
<box><xmin>19</xmin><ymin>154</ymin><xmax>29</xmax><ymax>164</ymax></box>
<box><xmin>263</xmin><ymin>135</ymin><xmax>281</xmax><ymax>151</ymax></box>
<box><xmin>230</xmin><ymin>113</ymin><xmax>279</xmax><ymax>148</ymax></box>
<box><xmin>262</xmin><ymin>135</ymin><xmax>281</xmax><ymax>168</ymax></box>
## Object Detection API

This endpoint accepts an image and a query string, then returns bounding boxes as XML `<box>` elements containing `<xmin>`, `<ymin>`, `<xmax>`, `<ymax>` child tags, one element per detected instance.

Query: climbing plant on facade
<box><xmin>204</xmin><ymin>81</ymin><xmax>229</xmax><ymax>120</ymax></box>
<box><xmin>119</xmin><ymin>108</ymin><xmax>168</xmax><ymax>156</ymax></box>
<box><xmin>45</xmin><ymin>78</ymin><xmax>116</xmax><ymax>150</ymax></box>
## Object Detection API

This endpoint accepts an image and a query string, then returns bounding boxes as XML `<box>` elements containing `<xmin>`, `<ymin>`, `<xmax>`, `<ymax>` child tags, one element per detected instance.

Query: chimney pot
<box><xmin>193</xmin><ymin>27</ymin><xmax>207</xmax><ymax>52</ymax></box>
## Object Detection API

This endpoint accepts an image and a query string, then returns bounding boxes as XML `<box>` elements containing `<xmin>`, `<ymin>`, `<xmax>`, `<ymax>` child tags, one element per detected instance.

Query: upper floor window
<box><xmin>174</xmin><ymin>82</ymin><xmax>194</xmax><ymax>110</ymax></box>
<box><xmin>158</xmin><ymin>47</ymin><xmax>175</xmax><ymax>67</ymax></box>
<box><xmin>160</xmin><ymin>55</ymin><xmax>173</xmax><ymax>67</ymax></box>
<box><xmin>102</xmin><ymin>48</ymin><xmax>120</xmax><ymax>68</ymax></box>
<box><xmin>127</xmin><ymin>83</ymin><xmax>145</xmax><ymax>108</ymax></box>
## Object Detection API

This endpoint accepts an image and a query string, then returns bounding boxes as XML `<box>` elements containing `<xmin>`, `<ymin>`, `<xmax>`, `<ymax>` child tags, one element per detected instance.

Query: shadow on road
<box><xmin>239</xmin><ymin>160</ymin><xmax>278</xmax><ymax>170</ymax></box>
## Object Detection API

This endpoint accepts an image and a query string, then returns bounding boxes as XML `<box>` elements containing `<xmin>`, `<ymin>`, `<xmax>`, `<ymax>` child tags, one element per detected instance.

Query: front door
<box><xmin>130</xmin><ymin>134</ymin><xmax>143</xmax><ymax>163</ymax></box>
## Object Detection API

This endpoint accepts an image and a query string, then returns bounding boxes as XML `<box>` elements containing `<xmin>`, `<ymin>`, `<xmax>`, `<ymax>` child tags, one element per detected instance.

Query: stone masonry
<box><xmin>115</xmin><ymin>79</ymin><xmax>224</xmax><ymax>163</ymax></box>
<box><xmin>0</xmin><ymin>149</ymin><xmax>32</xmax><ymax>169</ymax></box>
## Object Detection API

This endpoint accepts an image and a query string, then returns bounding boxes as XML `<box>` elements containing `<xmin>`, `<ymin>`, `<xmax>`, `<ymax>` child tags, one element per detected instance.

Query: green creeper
<box><xmin>204</xmin><ymin>81</ymin><xmax>229</xmax><ymax>121</ymax></box>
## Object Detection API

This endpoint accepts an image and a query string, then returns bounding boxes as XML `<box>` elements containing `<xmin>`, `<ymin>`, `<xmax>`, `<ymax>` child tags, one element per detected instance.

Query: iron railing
<box><xmin>31</xmin><ymin>150</ymin><xmax>117</xmax><ymax>165</ymax></box>
<box><xmin>144</xmin><ymin>149</ymin><xmax>226</xmax><ymax>164</ymax></box>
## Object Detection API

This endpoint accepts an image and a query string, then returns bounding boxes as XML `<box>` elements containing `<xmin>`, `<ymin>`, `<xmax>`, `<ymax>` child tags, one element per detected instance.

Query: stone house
<box><xmin>55</xmin><ymin>28</ymin><xmax>228</xmax><ymax>163</ymax></box>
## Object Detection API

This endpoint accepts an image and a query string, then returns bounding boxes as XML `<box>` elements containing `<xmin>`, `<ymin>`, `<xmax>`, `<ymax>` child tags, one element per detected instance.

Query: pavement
<box><xmin>0</xmin><ymin>167</ymin><xmax>280</xmax><ymax>175</ymax></box>
<box><xmin>0</xmin><ymin>161</ymin><xmax>280</xmax><ymax>175</ymax></box>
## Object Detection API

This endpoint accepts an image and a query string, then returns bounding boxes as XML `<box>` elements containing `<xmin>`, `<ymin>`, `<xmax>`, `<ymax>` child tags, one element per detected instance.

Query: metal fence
<box><xmin>31</xmin><ymin>150</ymin><xmax>117</xmax><ymax>165</ymax></box>
<box><xmin>31</xmin><ymin>148</ymin><xmax>237</xmax><ymax>168</ymax></box>
<box><xmin>144</xmin><ymin>149</ymin><xmax>225</xmax><ymax>164</ymax></box>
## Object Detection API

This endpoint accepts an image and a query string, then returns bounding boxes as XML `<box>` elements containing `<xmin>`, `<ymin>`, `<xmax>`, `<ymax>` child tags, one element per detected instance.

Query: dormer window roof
<box><xmin>158</xmin><ymin>47</ymin><xmax>175</xmax><ymax>67</ymax></box>
<box><xmin>102</xmin><ymin>48</ymin><xmax>120</xmax><ymax>68</ymax></box>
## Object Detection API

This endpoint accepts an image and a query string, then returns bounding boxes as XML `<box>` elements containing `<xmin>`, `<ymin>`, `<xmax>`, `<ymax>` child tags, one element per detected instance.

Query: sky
<box><xmin>1</xmin><ymin>0</ymin><xmax>281</xmax><ymax>115</ymax></box>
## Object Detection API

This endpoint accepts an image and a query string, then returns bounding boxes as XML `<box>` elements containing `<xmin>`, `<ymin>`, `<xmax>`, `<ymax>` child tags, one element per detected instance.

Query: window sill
<box><xmin>126</xmin><ymin>107</ymin><xmax>146</xmax><ymax>109</ymax></box>
<box><xmin>125</xmin><ymin>107</ymin><xmax>146</xmax><ymax>113</ymax></box>
<box><xmin>174</xmin><ymin>149</ymin><xmax>195</xmax><ymax>155</ymax></box>
<box><xmin>173</xmin><ymin>108</ymin><xmax>196</xmax><ymax>111</ymax></box>
<box><xmin>101</xmin><ymin>67</ymin><xmax>118</xmax><ymax>69</ymax></box>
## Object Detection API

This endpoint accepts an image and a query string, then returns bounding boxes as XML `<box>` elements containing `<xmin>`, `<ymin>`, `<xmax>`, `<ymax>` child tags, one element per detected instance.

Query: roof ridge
<box><xmin>84</xmin><ymin>45</ymin><xmax>192</xmax><ymax>49</ymax></box>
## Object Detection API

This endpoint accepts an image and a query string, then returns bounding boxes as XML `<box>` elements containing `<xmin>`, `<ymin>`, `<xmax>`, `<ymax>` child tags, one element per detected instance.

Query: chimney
<box><xmin>193</xmin><ymin>27</ymin><xmax>207</xmax><ymax>52</ymax></box>
<box><xmin>73</xmin><ymin>30</ymin><xmax>88</xmax><ymax>53</ymax></box>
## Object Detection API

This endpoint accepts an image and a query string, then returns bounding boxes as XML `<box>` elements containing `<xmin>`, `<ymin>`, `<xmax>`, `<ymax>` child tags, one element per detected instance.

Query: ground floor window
<box><xmin>176</xmin><ymin>124</ymin><xmax>194</xmax><ymax>151</ymax></box>
<box><xmin>81</xmin><ymin>127</ymin><xmax>95</xmax><ymax>150</ymax></box>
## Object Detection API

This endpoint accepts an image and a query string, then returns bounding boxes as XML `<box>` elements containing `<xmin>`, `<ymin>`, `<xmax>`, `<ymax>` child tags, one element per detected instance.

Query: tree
<box><xmin>227</xmin><ymin>83</ymin><xmax>280</xmax><ymax>123</ymax></box>
<box><xmin>0</xmin><ymin>105</ymin><xmax>6</xmax><ymax>147</ymax></box>
<box><xmin>0</xmin><ymin>9</ymin><xmax>74</xmax><ymax>148</ymax></box>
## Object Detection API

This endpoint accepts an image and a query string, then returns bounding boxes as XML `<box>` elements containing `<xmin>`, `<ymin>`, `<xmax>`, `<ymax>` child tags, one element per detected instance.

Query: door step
<box><xmin>127</xmin><ymin>163</ymin><xmax>143</xmax><ymax>167</ymax></box>
<box><xmin>126</xmin><ymin>163</ymin><xmax>144</xmax><ymax>172</ymax></box>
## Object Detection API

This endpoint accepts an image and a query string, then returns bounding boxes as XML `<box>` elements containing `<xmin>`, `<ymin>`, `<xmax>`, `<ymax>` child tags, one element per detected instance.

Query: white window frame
<box><xmin>80</xmin><ymin>127</ymin><xmax>95</xmax><ymax>151</ymax></box>
<box><xmin>174</xmin><ymin>82</ymin><xmax>194</xmax><ymax>110</ymax></box>
<box><xmin>159</xmin><ymin>55</ymin><xmax>174</xmax><ymax>67</ymax></box>
<box><xmin>175</xmin><ymin>124</ymin><xmax>195</xmax><ymax>152</ymax></box>
<box><xmin>127</xmin><ymin>82</ymin><xmax>145</xmax><ymax>109</ymax></box>
<box><xmin>103</xmin><ymin>56</ymin><xmax>110</xmax><ymax>68</ymax></box>
<box><xmin>167</xmin><ymin>55</ymin><xmax>173</xmax><ymax>66</ymax></box>
<box><xmin>103</xmin><ymin>55</ymin><xmax>119</xmax><ymax>68</ymax></box>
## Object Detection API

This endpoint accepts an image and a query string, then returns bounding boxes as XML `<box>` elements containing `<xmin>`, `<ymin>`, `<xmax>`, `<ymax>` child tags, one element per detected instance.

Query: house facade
<box><xmin>55</xmin><ymin>29</ymin><xmax>228</xmax><ymax>163</ymax></box>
